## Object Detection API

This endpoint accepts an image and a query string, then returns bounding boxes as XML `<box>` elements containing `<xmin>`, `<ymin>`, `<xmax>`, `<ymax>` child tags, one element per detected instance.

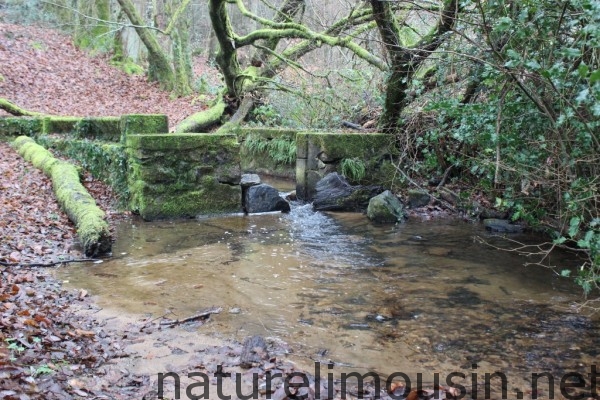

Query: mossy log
<box><xmin>0</xmin><ymin>98</ymin><xmax>44</xmax><ymax>117</ymax></box>
<box><xmin>12</xmin><ymin>136</ymin><xmax>112</xmax><ymax>256</ymax></box>
<box><xmin>174</xmin><ymin>97</ymin><xmax>226</xmax><ymax>133</ymax></box>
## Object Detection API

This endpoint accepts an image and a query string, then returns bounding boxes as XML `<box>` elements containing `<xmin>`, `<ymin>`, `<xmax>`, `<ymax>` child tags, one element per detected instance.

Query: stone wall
<box><xmin>237</xmin><ymin>127</ymin><xmax>297</xmax><ymax>179</ymax></box>
<box><xmin>126</xmin><ymin>133</ymin><xmax>242</xmax><ymax>220</ymax></box>
<box><xmin>295</xmin><ymin>132</ymin><xmax>398</xmax><ymax>201</ymax></box>
<box><xmin>2</xmin><ymin>116</ymin><xmax>400</xmax><ymax>218</ymax></box>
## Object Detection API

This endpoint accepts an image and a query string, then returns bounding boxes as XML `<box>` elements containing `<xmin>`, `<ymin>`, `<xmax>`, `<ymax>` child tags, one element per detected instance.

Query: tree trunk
<box><xmin>116</xmin><ymin>0</ymin><xmax>176</xmax><ymax>91</ymax></box>
<box><xmin>208</xmin><ymin>0</ymin><xmax>244</xmax><ymax>99</ymax></box>
<box><xmin>371</xmin><ymin>0</ymin><xmax>460</xmax><ymax>132</ymax></box>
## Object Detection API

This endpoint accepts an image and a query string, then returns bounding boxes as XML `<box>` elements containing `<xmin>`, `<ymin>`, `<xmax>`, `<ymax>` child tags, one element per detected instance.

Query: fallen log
<box><xmin>0</xmin><ymin>98</ymin><xmax>44</xmax><ymax>117</ymax></box>
<box><xmin>12</xmin><ymin>136</ymin><xmax>112</xmax><ymax>256</ymax></box>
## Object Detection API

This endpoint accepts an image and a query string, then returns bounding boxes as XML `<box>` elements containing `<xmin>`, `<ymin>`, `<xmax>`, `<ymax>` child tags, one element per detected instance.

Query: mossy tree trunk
<box><xmin>370</xmin><ymin>0</ymin><xmax>460</xmax><ymax>132</ymax></box>
<box><xmin>176</xmin><ymin>0</ymin><xmax>383</xmax><ymax>132</ymax></box>
<box><xmin>115</xmin><ymin>0</ymin><xmax>176</xmax><ymax>91</ymax></box>
<box><xmin>167</xmin><ymin>0</ymin><xmax>193</xmax><ymax>96</ymax></box>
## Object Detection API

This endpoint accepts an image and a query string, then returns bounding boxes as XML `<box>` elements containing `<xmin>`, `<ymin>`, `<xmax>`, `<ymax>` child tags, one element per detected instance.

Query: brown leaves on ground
<box><xmin>0</xmin><ymin>22</ymin><xmax>221</xmax><ymax>128</ymax></box>
<box><xmin>0</xmin><ymin>265</ymin><xmax>142</xmax><ymax>399</ymax></box>
<box><xmin>0</xmin><ymin>142</ymin><xmax>82</xmax><ymax>265</ymax></box>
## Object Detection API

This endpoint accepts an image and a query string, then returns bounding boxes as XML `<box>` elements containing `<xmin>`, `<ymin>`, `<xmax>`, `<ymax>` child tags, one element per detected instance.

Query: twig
<box><xmin>0</xmin><ymin>258</ymin><xmax>102</xmax><ymax>268</ymax></box>
<box><xmin>435</xmin><ymin>164</ymin><xmax>453</xmax><ymax>190</ymax></box>
<box><xmin>392</xmin><ymin>163</ymin><xmax>456</xmax><ymax>211</ymax></box>
<box><xmin>160</xmin><ymin>307</ymin><xmax>223</xmax><ymax>326</ymax></box>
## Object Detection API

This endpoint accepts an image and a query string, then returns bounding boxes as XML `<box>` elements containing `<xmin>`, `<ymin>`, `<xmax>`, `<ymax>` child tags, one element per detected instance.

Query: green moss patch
<box><xmin>120</xmin><ymin>114</ymin><xmax>169</xmax><ymax>142</ymax></box>
<box><xmin>73</xmin><ymin>117</ymin><xmax>121</xmax><ymax>141</ymax></box>
<box><xmin>127</xmin><ymin>133</ymin><xmax>242</xmax><ymax>219</ymax></box>
<box><xmin>12</xmin><ymin>136</ymin><xmax>112</xmax><ymax>256</ymax></box>
<box><xmin>44</xmin><ymin>116</ymin><xmax>82</xmax><ymax>134</ymax></box>
<box><xmin>0</xmin><ymin>117</ymin><xmax>45</xmax><ymax>137</ymax></box>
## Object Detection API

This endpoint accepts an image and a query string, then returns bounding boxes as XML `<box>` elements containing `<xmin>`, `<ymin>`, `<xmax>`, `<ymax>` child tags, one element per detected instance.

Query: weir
<box><xmin>0</xmin><ymin>115</ymin><xmax>397</xmax><ymax>220</ymax></box>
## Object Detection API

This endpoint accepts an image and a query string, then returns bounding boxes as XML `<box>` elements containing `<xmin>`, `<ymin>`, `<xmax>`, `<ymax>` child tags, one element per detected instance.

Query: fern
<box><xmin>243</xmin><ymin>133</ymin><xmax>296</xmax><ymax>165</ymax></box>
<box><xmin>341</xmin><ymin>158</ymin><xmax>366</xmax><ymax>182</ymax></box>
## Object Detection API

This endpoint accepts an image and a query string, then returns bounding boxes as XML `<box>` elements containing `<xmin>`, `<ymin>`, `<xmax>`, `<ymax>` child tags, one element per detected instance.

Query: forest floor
<box><xmin>0</xmin><ymin>22</ymin><xmax>222</xmax><ymax>129</ymax></box>
<box><xmin>0</xmin><ymin>20</ymin><xmax>232</xmax><ymax>399</ymax></box>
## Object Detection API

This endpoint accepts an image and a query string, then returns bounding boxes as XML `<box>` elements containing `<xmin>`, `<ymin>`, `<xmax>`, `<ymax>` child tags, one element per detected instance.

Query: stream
<box><xmin>59</xmin><ymin>180</ymin><xmax>599</xmax><ymax>396</ymax></box>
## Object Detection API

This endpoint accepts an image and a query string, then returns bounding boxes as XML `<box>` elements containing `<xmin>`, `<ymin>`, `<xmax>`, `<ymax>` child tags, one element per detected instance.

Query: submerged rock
<box><xmin>367</xmin><ymin>190</ymin><xmax>407</xmax><ymax>223</ymax></box>
<box><xmin>483</xmin><ymin>218</ymin><xmax>523</xmax><ymax>233</ymax></box>
<box><xmin>244</xmin><ymin>184</ymin><xmax>290</xmax><ymax>213</ymax></box>
<box><xmin>313</xmin><ymin>173</ymin><xmax>383</xmax><ymax>211</ymax></box>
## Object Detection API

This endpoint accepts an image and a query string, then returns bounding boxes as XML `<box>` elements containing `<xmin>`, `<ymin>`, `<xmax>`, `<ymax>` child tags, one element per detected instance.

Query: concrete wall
<box><xmin>237</xmin><ymin>127</ymin><xmax>297</xmax><ymax>179</ymax></box>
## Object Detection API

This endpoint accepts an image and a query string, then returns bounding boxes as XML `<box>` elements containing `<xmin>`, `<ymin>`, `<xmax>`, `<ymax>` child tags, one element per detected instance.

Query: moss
<box><xmin>110</xmin><ymin>58</ymin><xmax>145</xmax><ymax>75</ymax></box>
<box><xmin>74</xmin><ymin>117</ymin><xmax>121</xmax><ymax>141</ymax></box>
<box><xmin>0</xmin><ymin>117</ymin><xmax>45</xmax><ymax>137</ymax></box>
<box><xmin>12</xmin><ymin>136</ymin><xmax>111</xmax><ymax>256</ymax></box>
<box><xmin>296</xmin><ymin>132</ymin><xmax>308</xmax><ymax>158</ymax></box>
<box><xmin>120</xmin><ymin>114</ymin><xmax>169</xmax><ymax>142</ymax></box>
<box><xmin>237</xmin><ymin>127</ymin><xmax>298</xmax><ymax>141</ymax></box>
<box><xmin>127</xmin><ymin>132</ymin><xmax>239</xmax><ymax>152</ymax></box>
<box><xmin>131</xmin><ymin>179</ymin><xmax>241</xmax><ymax>220</ymax></box>
<box><xmin>44</xmin><ymin>116</ymin><xmax>82</xmax><ymax>134</ymax></box>
<box><xmin>126</xmin><ymin>132</ymin><xmax>242</xmax><ymax>219</ymax></box>
<box><xmin>304</xmin><ymin>132</ymin><xmax>397</xmax><ymax>160</ymax></box>
<box><xmin>174</xmin><ymin>98</ymin><xmax>226</xmax><ymax>133</ymax></box>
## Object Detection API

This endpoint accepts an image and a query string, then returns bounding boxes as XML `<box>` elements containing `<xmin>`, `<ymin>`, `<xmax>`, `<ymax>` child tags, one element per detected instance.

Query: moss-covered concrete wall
<box><xmin>126</xmin><ymin>133</ymin><xmax>242</xmax><ymax>220</ymax></box>
<box><xmin>296</xmin><ymin>132</ymin><xmax>398</xmax><ymax>201</ymax></box>
<box><xmin>3</xmin><ymin>115</ymin><xmax>400</xmax><ymax>216</ymax></box>
<box><xmin>237</xmin><ymin>127</ymin><xmax>297</xmax><ymax>179</ymax></box>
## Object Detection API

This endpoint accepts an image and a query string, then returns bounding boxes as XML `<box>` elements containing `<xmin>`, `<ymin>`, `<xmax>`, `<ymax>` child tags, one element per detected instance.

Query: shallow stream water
<box><xmin>59</xmin><ymin>181</ymin><xmax>599</xmax><ymax>396</ymax></box>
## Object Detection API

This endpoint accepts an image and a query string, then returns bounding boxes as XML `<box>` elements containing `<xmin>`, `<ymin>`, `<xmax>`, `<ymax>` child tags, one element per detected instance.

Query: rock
<box><xmin>313</xmin><ymin>173</ymin><xmax>383</xmax><ymax>212</ymax></box>
<box><xmin>367</xmin><ymin>190</ymin><xmax>407</xmax><ymax>223</ymax></box>
<box><xmin>240</xmin><ymin>335</ymin><xmax>269</xmax><ymax>368</ymax></box>
<box><xmin>439</xmin><ymin>187</ymin><xmax>460</xmax><ymax>205</ymax></box>
<box><xmin>240</xmin><ymin>173</ymin><xmax>261</xmax><ymax>188</ymax></box>
<box><xmin>244</xmin><ymin>184</ymin><xmax>291</xmax><ymax>213</ymax></box>
<box><xmin>407</xmin><ymin>189</ymin><xmax>430</xmax><ymax>208</ymax></box>
<box><xmin>285</xmin><ymin>190</ymin><xmax>297</xmax><ymax>201</ymax></box>
<box><xmin>483</xmin><ymin>218</ymin><xmax>523</xmax><ymax>233</ymax></box>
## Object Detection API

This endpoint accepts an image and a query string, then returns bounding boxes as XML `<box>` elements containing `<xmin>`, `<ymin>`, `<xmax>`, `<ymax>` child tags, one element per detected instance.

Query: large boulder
<box><xmin>367</xmin><ymin>190</ymin><xmax>407</xmax><ymax>223</ymax></box>
<box><xmin>313</xmin><ymin>173</ymin><xmax>383</xmax><ymax>212</ymax></box>
<box><xmin>244</xmin><ymin>184</ymin><xmax>291</xmax><ymax>213</ymax></box>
